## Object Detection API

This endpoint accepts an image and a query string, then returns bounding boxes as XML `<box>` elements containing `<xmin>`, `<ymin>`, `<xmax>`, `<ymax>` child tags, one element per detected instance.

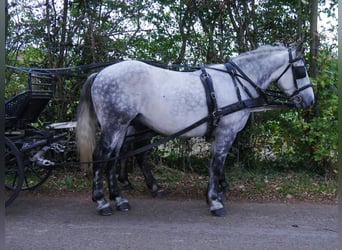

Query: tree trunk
<box><xmin>309</xmin><ymin>0</ymin><xmax>319</xmax><ymax>78</ymax></box>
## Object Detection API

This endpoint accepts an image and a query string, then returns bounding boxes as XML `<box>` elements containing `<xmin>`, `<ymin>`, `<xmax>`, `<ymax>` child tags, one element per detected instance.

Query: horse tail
<box><xmin>76</xmin><ymin>73</ymin><xmax>98</xmax><ymax>174</ymax></box>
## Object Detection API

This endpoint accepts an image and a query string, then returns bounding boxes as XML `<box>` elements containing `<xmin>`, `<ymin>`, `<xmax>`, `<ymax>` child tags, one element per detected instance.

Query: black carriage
<box><xmin>4</xmin><ymin>62</ymin><xmax>118</xmax><ymax>208</ymax></box>
<box><xmin>4</xmin><ymin>69</ymin><xmax>70</xmax><ymax>207</ymax></box>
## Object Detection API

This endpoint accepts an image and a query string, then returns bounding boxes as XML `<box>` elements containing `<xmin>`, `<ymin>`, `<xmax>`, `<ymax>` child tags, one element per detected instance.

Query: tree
<box><xmin>5</xmin><ymin>0</ymin><xmax>338</xmax><ymax>173</ymax></box>
<box><xmin>309</xmin><ymin>0</ymin><xmax>319</xmax><ymax>77</ymax></box>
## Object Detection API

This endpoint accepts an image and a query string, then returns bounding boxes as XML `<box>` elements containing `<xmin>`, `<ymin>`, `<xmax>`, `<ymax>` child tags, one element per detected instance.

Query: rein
<box><xmin>221</xmin><ymin>61</ymin><xmax>294</xmax><ymax>107</ymax></box>
<box><xmin>127</xmin><ymin>49</ymin><xmax>313</xmax><ymax>156</ymax></box>
<box><xmin>71</xmin><ymin>51</ymin><xmax>313</xmax><ymax>166</ymax></box>
<box><xmin>117</xmin><ymin>97</ymin><xmax>267</xmax><ymax>160</ymax></box>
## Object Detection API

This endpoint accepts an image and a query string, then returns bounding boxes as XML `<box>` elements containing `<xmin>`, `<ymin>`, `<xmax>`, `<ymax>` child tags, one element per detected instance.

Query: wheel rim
<box><xmin>21</xmin><ymin>161</ymin><xmax>52</xmax><ymax>190</ymax></box>
<box><xmin>5</xmin><ymin>137</ymin><xmax>24</xmax><ymax>207</ymax></box>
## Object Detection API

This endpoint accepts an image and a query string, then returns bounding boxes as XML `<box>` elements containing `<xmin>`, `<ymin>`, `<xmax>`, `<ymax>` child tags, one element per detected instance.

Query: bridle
<box><xmin>273</xmin><ymin>48</ymin><xmax>313</xmax><ymax>104</ymax></box>
<box><xmin>221</xmin><ymin>48</ymin><xmax>313</xmax><ymax>107</ymax></box>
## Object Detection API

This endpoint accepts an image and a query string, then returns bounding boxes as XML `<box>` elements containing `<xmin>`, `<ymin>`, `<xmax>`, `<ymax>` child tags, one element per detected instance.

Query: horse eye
<box><xmin>294</xmin><ymin>66</ymin><xmax>306</xmax><ymax>79</ymax></box>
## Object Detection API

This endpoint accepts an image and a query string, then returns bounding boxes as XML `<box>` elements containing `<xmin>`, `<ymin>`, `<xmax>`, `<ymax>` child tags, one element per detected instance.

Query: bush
<box><xmin>157</xmin><ymin>49</ymin><xmax>338</xmax><ymax>178</ymax></box>
<box><xmin>227</xmin><ymin>48</ymin><xmax>338</xmax><ymax>176</ymax></box>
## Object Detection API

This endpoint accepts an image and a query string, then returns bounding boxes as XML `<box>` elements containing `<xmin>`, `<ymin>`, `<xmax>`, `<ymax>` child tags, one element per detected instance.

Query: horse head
<box><xmin>274</xmin><ymin>43</ymin><xmax>315</xmax><ymax>108</ymax></box>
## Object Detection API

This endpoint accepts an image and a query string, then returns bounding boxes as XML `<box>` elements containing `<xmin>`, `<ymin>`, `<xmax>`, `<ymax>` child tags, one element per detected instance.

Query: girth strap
<box><xmin>200</xmin><ymin>67</ymin><xmax>219</xmax><ymax>140</ymax></box>
<box><xmin>119</xmin><ymin>97</ymin><xmax>267</xmax><ymax>160</ymax></box>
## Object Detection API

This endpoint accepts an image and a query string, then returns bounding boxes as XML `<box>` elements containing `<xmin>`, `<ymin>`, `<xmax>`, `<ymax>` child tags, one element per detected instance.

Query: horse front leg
<box><xmin>120</xmin><ymin>122</ymin><xmax>164</xmax><ymax>197</ymax></box>
<box><xmin>118</xmin><ymin>150</ymin><xmax>135</xmax><ymax>190</ymax></box>
<box><xmin>118</xmin><ymin>147</ymin><xmax>165</xmax><ymax>198</ymax></box>
<box><xmin>207</xmin><ymin>135</ymin><xmax>235</xmax><ymax>217</ymax></box>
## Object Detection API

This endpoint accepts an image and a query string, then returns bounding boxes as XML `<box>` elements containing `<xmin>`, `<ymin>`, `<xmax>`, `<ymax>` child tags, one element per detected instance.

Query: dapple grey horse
<box><xmin>76</xmin><ymin>44</ymin><xmax>314</xmax><ymax>216</ymax></box>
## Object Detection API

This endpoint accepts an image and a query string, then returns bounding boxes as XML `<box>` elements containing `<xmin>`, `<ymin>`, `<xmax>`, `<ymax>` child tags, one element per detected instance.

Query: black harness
<box><xmin>199</xmin><ymin>48</ymin><xmax>313</xmax><ymax>139</ymax></box>
<box><xmin>118</xmin><ymin>49</ymin><xmax>313</xmax><ymax>160</ymax></box>
<box><xmin>200</xmin><ymin>67</ymin><xmax>220</xmax><ymax>140</ymax></box>
<box><xmin>200</xmin><ymin>63</ymin><xmax>266</xmax><ymax>140</ymax></box>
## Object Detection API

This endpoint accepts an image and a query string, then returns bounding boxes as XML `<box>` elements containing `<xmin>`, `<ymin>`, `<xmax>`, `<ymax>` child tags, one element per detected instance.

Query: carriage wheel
<box><xmin>5</xmin><ymin>137</ymin><xmax>24</xmax><ymax>208</ymax></box>
<box><xmin>21</xmin><ymin>161</ymin><xmax>53</xmax><ymax>190</ymax></box>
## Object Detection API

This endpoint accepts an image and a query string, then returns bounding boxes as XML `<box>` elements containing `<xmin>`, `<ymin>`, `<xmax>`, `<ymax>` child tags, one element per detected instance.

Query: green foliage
<box><xmin>5</xmin><ymin>0</ymin><xmax>338</xmax><ymax>177</ymax></box>
<box><xmin>232</xmin><ymin>49</ymin><xmax>337</xmax><ymax>176</ymax></box>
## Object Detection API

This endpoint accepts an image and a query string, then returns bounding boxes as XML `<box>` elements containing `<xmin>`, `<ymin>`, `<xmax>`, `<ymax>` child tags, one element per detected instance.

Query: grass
<box><xmin>26</xmin><ymin>162</ymin><xmax>337</xmax><ymax>204</ymax></box>
<box><xmin>225</xmin><ymin>166</ymin><xmax>337</xmax><ymax>203</ymax></box>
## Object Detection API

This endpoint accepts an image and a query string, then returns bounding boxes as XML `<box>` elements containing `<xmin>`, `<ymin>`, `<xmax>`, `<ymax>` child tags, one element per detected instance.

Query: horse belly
<box><xmin>139</xmin><ymin>109</ymin><xmax>208</xmax><ymax>137</ymax></box>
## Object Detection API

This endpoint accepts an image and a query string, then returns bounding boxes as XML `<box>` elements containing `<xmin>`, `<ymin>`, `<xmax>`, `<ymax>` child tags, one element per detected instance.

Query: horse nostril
<box><xmin>305</xmin><ymin>99</ymin><xmax>314</xmax><ymax>108</ymax></box>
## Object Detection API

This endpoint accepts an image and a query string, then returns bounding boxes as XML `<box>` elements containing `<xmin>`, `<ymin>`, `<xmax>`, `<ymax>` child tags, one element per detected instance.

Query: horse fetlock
<box><xmin>209</xmin><ymin>198</ymin><xmax>224</xmax><ymax>212</ymax></box>
<box><xmin>92</xmin><ymin>190</ymin><xmax>104</xmax><ymax>202</ymax></box>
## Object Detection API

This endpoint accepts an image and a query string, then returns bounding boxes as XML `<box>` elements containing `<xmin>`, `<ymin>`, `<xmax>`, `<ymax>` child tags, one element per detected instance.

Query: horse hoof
<box><xmin>115</xmin><ymin>197</ymin><xmax>130</xmax><ymax>212</ymax></box>
<box><xmin>153</xmin><ymin>189</ymin><xmax>166</xmax><ymax>198</ymax></box>
<box><xmin>98</xmin><ymin>206</ymin><xmax>113</xmax><ymax>216</ymax></box>
<box><xmin>116</xmin><ymin>202</ymin><xmax>130</xmax><ymax>212</ymax></box>
<box><xmin>211</xmin><ymin>208</ymin><xmax>226</xmax><ymax>217</ymax></box>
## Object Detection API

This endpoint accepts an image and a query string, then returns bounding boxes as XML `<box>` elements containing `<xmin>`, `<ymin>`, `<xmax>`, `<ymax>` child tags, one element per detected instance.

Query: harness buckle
<box><xmin>291</xmin><ymin>95</ymin><xmax>303</xmax><ymax>104</ymax></box>
<box><xmin>212</xmin><ymin>110</ymin><xmax>221</xmax><ymax>119</ymax></box>
<box><xmin>201</xmin><ymin>67</ymin><xmax>209</xmax><ymax>79</ymax></box>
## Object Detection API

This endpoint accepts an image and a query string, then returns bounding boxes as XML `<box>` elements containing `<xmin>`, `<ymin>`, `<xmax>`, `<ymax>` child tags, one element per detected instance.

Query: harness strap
<box><xmin>223</xmin><ymin>63</ymin><xmax>243</xmax><ymax>102</ymax></box>
<box><xmin>200</xmin><ymin>68</ymin><xmax>219</xmax><ymax>140</ymax></box>
<box><xmin>224</xmin><ymin>61</ymin><xmax>265</xmax><ymax>96</ymax></box>
<box><xmin>118</xmin><ymin>97</ymin><xmax>267</xmax><ymax>160</ymax></box>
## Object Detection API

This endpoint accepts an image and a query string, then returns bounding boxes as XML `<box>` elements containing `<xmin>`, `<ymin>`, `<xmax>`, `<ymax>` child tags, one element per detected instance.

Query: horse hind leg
<box><xmin>92</xmin><ymin>133</ymin><xmax>115</xmax><ymax>215</ymax></box>
<box><xmin>117</xmin><ymin>124</ymin><xmax>137</xmax><ymax>190</ymax></box>
<box><xmin>107</xmin><ymin>128</ymin><xmax>132</xmax><ymax>212</ymax></box>
<box><xmin>92</xmin><ymin>127</ymin><xmax>130</xmax><ymax>215</ymax></box>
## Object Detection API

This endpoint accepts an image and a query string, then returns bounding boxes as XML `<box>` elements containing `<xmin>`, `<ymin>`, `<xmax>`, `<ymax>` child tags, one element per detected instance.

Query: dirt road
<box><xmin>5</xmin><ymin>196</ymin><xmax>338</xmax><ymax>250</ymax></box>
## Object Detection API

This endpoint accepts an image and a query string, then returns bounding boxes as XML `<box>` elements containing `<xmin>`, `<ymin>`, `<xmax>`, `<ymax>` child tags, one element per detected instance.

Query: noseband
<box><xmin>274</xmin><ymin>49</ymin><xmax>313</xmax><ymax>102</ymax></box>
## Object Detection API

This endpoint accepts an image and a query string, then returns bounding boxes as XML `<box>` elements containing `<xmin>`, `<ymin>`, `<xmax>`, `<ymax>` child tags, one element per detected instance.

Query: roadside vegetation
<box><xmin>5</xmin><ymin>1</ymin><xmax>338</xmax><ymax>202</ymax></box>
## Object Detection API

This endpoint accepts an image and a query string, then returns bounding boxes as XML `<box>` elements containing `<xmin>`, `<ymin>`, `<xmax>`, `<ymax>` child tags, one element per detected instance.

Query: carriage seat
<box><xmin>5</xmin><ymin>71</ymin><xmax>54</xmax><ymax>129</ymax></box>
<box><xmin>5</xmin><ymin>89</ymin><xmax>52</xmax><ymax>129</ymax></box>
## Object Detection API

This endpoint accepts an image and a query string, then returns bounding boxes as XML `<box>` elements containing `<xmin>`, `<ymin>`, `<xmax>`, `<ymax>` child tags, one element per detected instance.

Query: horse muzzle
<box><xmin>290</xmin><ymin>94</ymin><xmax>315</xmax><ymax>108</ymax></box>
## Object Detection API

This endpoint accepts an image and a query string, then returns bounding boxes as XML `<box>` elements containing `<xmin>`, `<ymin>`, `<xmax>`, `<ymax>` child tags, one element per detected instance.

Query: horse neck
<box><xmin>232</xmin><ymin>49</ymin><xmax>289</xmax><ymax>90</ymax></box>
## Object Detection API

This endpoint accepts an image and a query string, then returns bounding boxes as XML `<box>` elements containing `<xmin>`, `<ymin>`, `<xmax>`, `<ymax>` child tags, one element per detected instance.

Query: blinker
<box><xmin>293</xmin><ymin>65</ymin><xmax>306</xmax><ymax>79</ymax></box>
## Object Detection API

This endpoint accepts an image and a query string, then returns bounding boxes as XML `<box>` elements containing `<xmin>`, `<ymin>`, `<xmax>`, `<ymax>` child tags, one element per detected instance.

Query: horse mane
<box><xmin>234</xmin><ymin>45</ymin><xmax>288</xmax><ymax>60</ymax></box>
